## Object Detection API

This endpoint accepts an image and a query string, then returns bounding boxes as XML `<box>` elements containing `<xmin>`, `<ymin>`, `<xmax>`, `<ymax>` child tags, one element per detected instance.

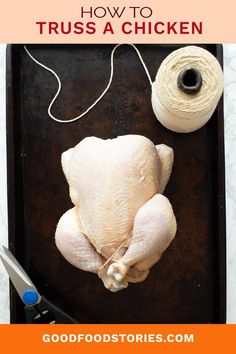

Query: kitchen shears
<box><xmin>0</xmin><ymin>246</ymin><xmax>78</xmax><ymax>324</ymax></box>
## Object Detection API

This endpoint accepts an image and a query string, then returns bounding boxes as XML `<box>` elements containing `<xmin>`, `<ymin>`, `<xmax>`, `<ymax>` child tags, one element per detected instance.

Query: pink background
<box><xmin>0</xmin><ymin>0</ymin><xmax>234</xmax><ymax>43</ymax></box>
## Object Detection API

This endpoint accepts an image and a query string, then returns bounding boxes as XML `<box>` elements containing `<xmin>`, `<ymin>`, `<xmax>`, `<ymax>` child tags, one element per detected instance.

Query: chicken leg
<box><xmin>55</xmin><ymin>207</ymin><xmax>128</xmax><ymax>291</ymax></box>
<box><xmin>107</xmin><ymin>194</ymin><xmax>177</xmax><ymax>282</ymax></box>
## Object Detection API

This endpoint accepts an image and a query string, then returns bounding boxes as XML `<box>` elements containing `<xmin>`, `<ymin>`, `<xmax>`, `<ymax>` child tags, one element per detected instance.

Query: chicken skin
<box><xmin>55</xmin><ymin>135</ymin><xmax>176</xmax><ymax>292</ymax></box>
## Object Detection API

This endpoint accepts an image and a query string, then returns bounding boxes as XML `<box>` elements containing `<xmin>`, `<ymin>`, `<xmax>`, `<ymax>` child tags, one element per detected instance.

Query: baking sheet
<box><xmin>6</xmin><ymin>44</ymin><xmax>226</xmax><ymax>323</ymax></box>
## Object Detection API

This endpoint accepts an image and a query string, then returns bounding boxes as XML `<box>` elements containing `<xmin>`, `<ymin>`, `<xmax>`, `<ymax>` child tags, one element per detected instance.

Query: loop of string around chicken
<box><xmin>24</xmin><ymin>44</ymin><xmax>153</xmax><ymax>124</ymax></box>
<box><xmin>78</xmin><ymin>208</ymin><xmax>132</xmax><ymax>278</ymax></box>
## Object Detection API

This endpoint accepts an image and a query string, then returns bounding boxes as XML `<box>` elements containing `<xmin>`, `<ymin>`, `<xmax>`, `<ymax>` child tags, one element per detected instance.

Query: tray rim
<box><xmin>5</xmin><ymin>43</ymin><xmax>226</xmax><ymax>324</ymax></box>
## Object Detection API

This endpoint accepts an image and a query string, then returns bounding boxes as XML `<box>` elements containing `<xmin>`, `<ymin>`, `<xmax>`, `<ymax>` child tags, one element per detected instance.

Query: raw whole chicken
<box><xmin>55</xmin><ymin>135</ymin><xmax>177</xmax><ymax>292</ymax></box>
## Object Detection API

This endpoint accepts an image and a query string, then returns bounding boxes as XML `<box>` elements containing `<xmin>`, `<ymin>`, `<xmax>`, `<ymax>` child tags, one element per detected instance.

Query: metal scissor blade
<box><xmin>1</xmin><ymin>246</ymin><xmax>33</xmax><ymax>285</ymax></box>
<box><xmin>0</xmin><ymin>246</ymin><xmax>40</xmax><ymax>302</ymax></box>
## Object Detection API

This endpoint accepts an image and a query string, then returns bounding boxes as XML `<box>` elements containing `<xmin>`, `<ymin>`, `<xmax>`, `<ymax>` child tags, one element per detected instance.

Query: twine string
<box><xmin>24</xmin><ymin>44</ymin><xmax>153</xmax><ymax>124</ymax></box>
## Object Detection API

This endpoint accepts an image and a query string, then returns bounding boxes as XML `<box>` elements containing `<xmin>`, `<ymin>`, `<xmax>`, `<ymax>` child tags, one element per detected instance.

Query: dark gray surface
<box><xmin>6</xmin><ymin>44</ymin><xmax>226</xmax><ymax>323</ymax></box>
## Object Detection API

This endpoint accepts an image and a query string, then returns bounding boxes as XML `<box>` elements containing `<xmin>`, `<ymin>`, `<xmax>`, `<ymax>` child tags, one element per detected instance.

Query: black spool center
<box><xmin>177</xmin><ymin>68</ymin><xmax>202</xmax><ymax>94</ymax></box>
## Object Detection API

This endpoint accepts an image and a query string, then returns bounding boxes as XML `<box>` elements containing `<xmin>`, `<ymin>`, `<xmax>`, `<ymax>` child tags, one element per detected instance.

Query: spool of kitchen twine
<box><xmin>151</xmin><ymin>45</ymin><xmax>224</xmax><ymax>133</ymax></box>
<box><xmin>24</xmin><ymin>44</ymin><xmax>223</xmax><ymax>133</ymax></box>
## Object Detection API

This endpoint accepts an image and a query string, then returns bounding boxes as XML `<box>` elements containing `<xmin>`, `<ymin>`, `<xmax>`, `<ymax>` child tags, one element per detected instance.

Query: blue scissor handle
<box><xmin>22</xmin><ymin>290</ymin><xmax>39</xmax><ymax>306</ymax></box>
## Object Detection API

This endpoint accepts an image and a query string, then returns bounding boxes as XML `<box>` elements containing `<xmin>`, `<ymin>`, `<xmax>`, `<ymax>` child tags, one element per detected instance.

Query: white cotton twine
<box><xmin>24</xmin><ymin>44</ymin><xmax>223</xmax><ymax>133</ymax></box>
<box><xmin>151</xmin><ymin>45</ymin><xmax>224</xmax><ymax>133</ymax></box>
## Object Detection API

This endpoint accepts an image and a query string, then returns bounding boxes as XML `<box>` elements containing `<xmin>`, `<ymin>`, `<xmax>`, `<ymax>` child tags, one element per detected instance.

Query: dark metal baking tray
<box><xmin>6</xmin><ymin>44</ymin><xmax>226</xmax><ymax>324</ymax></box>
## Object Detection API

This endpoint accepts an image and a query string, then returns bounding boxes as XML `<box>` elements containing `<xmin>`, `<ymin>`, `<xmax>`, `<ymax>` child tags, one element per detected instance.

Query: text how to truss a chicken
<box><xmin>55</xmin><ymin>135</ymin><xmax>177</xmax><ymax>292</ymax></box>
